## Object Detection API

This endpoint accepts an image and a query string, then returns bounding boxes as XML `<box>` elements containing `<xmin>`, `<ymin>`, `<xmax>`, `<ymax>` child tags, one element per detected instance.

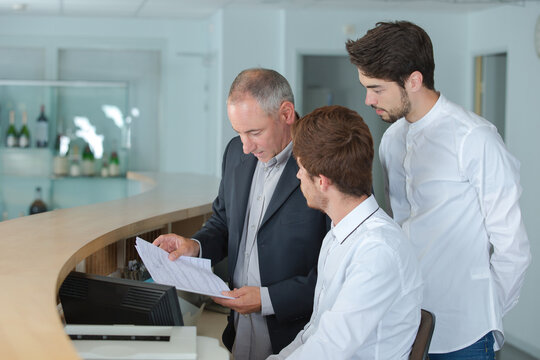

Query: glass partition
<box><xmin>0</xmin><ymin>80</ymin><xmax>132</xmax><ymax>220</ymax></box>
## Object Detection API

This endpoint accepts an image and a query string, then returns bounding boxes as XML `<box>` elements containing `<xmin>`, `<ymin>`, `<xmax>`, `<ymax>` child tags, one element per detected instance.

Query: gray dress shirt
<box><xmin>231</xmin><ymin>142</ymin><xmax>293</xmax><ymax>360</ymax></box>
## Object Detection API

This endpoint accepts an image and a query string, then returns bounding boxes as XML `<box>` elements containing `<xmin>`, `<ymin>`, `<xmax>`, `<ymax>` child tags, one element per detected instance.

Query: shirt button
<box><xmin>257</xmin><ymin>196</ymin><xmax>262</xmax><ymax>201</ymax></box>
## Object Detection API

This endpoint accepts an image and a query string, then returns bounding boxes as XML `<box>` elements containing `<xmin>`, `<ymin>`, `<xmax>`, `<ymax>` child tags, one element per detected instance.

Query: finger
<box><xmin>152</xmin><ymin>236</ymin><xmax>163</xmax><ymax>246</ymax></box>
<box><xmin>212</xmin><ymin>297</ymin><xmax>233</xmax><ymax>307</ymax></box>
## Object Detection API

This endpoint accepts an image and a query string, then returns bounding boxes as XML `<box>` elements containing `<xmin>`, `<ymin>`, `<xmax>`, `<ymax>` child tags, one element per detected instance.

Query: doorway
<box><xmin>474</xmin><ymin>53</ymin><xmax>507</xmax><ymax>140</ymax></box>
<box><xmin>301</xmin><ymin>55</ymin><xmax>390</xmax><ymax>211</ymax></box>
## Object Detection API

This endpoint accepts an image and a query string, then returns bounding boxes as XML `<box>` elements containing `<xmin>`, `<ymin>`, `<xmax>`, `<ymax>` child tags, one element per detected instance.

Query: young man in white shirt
<box><xmin>346</xmin><ymin>21</ymin><xmax>531</xmax><ymax>359</ymax></box>
<box><xmin>268</xmin><ymin>105</ymin><xmax>423</xmax><ymax>360</ymax></box>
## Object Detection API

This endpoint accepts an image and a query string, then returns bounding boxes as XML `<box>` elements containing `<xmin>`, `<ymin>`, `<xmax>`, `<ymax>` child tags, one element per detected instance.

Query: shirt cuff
<box><xmin>191</xmin><ymin>238</ymin><xmax>202</xmax><ymax>258</ymax></box>
<box><xmin>260</xmin><ymin>287</ymin><xmax>275</xmax><ymax>316</ymax></box>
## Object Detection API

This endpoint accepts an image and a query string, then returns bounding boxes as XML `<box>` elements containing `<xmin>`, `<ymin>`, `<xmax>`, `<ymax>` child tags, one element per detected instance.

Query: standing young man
<box><xmin>269</xmin><ymin>105</ymin><xmax>422</xmax><ymax>359</ymax></box>
<box><xmin>346</xmin><ymin>21</ymin><xmax>530</xmax><ymax>359</ymax></box>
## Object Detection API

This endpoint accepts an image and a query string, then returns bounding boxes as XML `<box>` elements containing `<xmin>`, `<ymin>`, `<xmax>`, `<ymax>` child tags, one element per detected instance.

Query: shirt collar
<box><xmin>264</xmin><ymin>141</ymin><xmax>292</xmax><ymax>170</ymax></box>
<box><xmin>407</xmin><ymin>94</ymin><xmax>446</xmax><ymax>134</ymax></box>
<box><xmin>330</xmin><ymin>195</ymin><xmax>380</xmax><ymax>243</ymax></box>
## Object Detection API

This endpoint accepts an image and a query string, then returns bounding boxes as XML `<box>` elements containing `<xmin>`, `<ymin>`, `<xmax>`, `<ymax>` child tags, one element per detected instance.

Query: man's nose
<box><xmin>241</xmin><ymin>137</ymin><xmax>255</xmax><ymax>154</ymax></box>
<box><xmin>365</xmin><ymin>93</ymin><xmax>376</xmax><ymax>107</ymax></box>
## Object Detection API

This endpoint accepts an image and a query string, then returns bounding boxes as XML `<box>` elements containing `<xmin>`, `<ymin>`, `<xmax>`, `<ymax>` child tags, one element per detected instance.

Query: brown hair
<box><xmin>346</xmin><ymin>20</ymin><xmax>435</xmax><ymax>90</ymax></box>
<box><xmin>292</xmin><ymin>105</ymin><xmax>373</xmax><ymax>197</ymax></box>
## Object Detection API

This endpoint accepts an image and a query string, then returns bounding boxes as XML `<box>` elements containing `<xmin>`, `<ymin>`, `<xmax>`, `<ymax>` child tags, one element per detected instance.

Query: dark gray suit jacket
<box><xmin>192</xmin><ymin>136</ymin><xmax>329</xmax><ymax>353</ymax></box>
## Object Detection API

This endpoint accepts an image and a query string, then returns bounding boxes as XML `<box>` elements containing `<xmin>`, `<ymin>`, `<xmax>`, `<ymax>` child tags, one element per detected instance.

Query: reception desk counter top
<box><xmin>0</xmin><ymin>172</ymin><xmax>219</xmax><ymax>360</ymax></box>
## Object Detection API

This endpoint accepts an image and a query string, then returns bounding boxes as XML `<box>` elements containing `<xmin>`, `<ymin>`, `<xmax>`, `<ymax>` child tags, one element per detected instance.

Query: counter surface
<box><xmin>0</xmin><ymin>172</ymin><xmax>219</xmax><ymax>360</ymax></box>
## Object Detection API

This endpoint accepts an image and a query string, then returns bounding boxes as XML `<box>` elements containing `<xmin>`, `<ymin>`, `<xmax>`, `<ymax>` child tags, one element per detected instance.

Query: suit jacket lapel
<box><xmin>260</xmin><ymin>155</ymin><xmax>300</xmax><ymax>228</ymax></box>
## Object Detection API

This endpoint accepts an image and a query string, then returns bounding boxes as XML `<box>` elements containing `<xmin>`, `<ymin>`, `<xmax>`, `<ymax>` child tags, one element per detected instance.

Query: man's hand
<box><xmin>211</xmin><ymin>286</ymin><xmax>262</xmax><ymax>315</ymax></box>
<box><xmin>152</xmin><ymin>233</ymin><xmax>200</xmax><ymax>260</ymax></box>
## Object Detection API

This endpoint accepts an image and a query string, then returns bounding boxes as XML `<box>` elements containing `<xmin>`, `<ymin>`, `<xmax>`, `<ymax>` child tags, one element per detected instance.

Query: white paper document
<box><xmin>135</xmin><ymin>237</ymin><xmax>234</xmax><ymax>299</ymax></box>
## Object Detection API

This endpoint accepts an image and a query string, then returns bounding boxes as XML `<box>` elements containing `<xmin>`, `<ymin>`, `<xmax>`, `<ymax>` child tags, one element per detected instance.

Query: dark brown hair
<box><xmin>346</xmin><ymin>21</ymin><xmax>435</xmax><ymax>90</ymax></box>
<box><xmin>292</xmin><ymin>105</ymin><xmax>373</xmax><ymax>197</ymax></box>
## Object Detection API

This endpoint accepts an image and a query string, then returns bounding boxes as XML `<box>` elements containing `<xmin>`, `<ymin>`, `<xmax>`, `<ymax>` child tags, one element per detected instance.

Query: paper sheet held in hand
<box><xmin>135</xmin><ymin>237</ymin><xmax>234</xmax><ymax>299</ymax></box>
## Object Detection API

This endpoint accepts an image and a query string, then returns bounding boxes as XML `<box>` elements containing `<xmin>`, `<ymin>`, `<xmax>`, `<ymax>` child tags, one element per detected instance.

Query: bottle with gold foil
<box><xmin>18</xmin><ymin>111</ymin><xmax>30</xmax><ymax>148</ymax></box>
<box><xmin>5</xmin><ymin>110</ymin><xmax>18</xmax><ymax>148</ymax></box>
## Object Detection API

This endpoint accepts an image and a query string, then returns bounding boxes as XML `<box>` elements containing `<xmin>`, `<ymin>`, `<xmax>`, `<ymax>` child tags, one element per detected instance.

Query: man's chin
<box><xmin>380</xmin><ymin>115</ymin><xmax>398</xmax><ymax>124</ymax></box>
<box><xmin>306</xmin><ymin>201</ymin><xmax>322</xmax><ymax>212</ymax></box>
<box><xmin>253</xmin><ymin>152</ymin><xmax>267</xmax><ymax>162</ymax></box>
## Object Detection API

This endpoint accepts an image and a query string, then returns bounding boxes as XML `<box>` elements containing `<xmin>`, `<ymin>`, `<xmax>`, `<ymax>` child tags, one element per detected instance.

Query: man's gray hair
<box><xmin>228</xmin><ymin>68</ymin><xmax>294</xmax><ymax>115</ymax></box>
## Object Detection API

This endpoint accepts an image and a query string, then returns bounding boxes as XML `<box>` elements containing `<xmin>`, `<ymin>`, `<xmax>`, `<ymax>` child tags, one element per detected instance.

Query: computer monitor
<box><xmin>59</xmin><ymin>271</ymin><xmax>183</xmax><ymax>326</ymax></box>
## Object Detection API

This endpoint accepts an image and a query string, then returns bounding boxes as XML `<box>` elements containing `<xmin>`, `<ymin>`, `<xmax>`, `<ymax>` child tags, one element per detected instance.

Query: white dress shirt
<box><xmin>268</xmin><ymin>195</ymin><xmax>423</xmax><ymax>360</ymax></box>
<box><xmin>379</xmin><ymin>94</ymin><xmax>531</xmax><ymax>353</ymax></box>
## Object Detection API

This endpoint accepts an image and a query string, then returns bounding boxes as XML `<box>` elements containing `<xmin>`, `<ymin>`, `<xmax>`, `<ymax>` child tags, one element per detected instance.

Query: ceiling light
<box><xmin>12</xmin><ymin>3</ymin><xmax>28</xmax><ymax>12</ymax></box>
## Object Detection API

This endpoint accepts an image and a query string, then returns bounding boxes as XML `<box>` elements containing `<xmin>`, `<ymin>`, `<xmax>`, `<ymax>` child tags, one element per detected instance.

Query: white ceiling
<box><xmin>0</xmin><ymin>0</ymin><xmax>530</xmax><ymax>19</ymax></box>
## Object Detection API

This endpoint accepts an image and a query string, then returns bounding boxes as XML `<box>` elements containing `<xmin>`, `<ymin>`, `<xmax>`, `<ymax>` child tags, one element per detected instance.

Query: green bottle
<box><xmin>5</xmin><ymin>110</ymin><xmax>18</xmax><ymax>148</ymax></box>
<box><xmin>82</xmin><ymin>143</ymin><xmax>94</xmax><ymax>161</ymax></box>
<box><xmin>18</xmin><ymin>111</ymin><xmax>30</xmax><ymax>148</ymax></box>
<box><xmin>82</xmin><ymin>143</ymin><xmax>95</xmax><ymax>176</ymax></box>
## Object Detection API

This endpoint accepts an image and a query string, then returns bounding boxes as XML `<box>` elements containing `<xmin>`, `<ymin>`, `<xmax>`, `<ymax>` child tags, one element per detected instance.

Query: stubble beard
<box><xmin>378</xmin><ymin>87</ymin><xmax>411</xmax><ymax>124</ymax></box>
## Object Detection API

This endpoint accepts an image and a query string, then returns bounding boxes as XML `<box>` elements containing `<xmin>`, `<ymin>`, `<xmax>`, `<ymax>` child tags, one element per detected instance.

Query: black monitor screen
<box><xmin>59</xmin><ymin>271</ymin><xmax>183</xmax><ymax>326</ymax></box>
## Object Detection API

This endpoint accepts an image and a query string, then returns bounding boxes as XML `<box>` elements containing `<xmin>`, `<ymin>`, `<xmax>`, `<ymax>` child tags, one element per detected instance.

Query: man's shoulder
<box><xmin>225</xmin><ymin>136</ymin><xmax>243</xmax><ymax>154</ymax></box>
<box><xmin>438</xmin><ymin>95</ymin><xmax>495</xmax><ymax>132</ymax></box>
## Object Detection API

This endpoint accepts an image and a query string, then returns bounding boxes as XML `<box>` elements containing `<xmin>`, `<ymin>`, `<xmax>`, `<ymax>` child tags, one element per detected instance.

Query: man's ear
<box><xmin>406</xmin><ymin>71</ymin><xmax>424</xmax><ymax>92</ymax></box>
<box><xmin>319</xmin><ymin>174</ymin><xmax>332</xmax><ymax>192</ymax></box>
<box><xmin>280</xmin><ymin>101</ymin><xmax>296</xmax><ymax>125</ymax></box>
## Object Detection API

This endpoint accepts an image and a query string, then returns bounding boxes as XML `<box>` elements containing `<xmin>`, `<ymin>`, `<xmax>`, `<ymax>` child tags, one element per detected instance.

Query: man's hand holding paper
<box><xmin>211</xmin><ymin>286</ymin><xmax>262</xmax><ymax>315</ymax></box>
<box><xmin>153</xmin><ymin>233</ymin><xmax>200</xmax><ymax>260</ymax></box>
<box><xmin>135</xmin><ymin>237</ymin><xmax>234</xmax><ymax>299</ymax></box>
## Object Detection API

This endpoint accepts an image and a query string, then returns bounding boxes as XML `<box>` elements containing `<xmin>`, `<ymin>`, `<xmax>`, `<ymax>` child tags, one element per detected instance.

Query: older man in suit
<box><xmin>154</xmin><ymin>68</ymin><xmax>328</xmax><ymax>360</ymax></box>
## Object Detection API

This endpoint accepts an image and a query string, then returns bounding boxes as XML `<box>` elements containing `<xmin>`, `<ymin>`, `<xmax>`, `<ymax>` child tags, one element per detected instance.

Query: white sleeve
<box><xmin>285</xmin><ymin>244</ymin><xmax>402</xmax><ymax>359</ymax></box>
<box><xmin>461</xmin><ymin>125</ymin><xmax>531</xmax><ymax>315</ymax></box>
<box><xmin>191</xmin><ymin>238</ymin><xmax>203</xmax><ymax>258</ymax></box>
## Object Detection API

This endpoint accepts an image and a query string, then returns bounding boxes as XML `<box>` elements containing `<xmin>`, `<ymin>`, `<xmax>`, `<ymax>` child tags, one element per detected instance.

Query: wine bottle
<box><xmin>29</xmin><ymin>186</ymin><xmax>48</xmax><ymax>215</ymax></box>
<box><xmin>100</xmin><ymin>155</ymin><xmax>109</xmax><ymax>177</ymax></box>
<box><xmin>18</xmin><ymin>111</ymin><xmax>30</xmax><ymax>148</ymax></box>
<box><xmin>35</xmin><ymin>105</ymin><xmax>49</xmax><ymax>148</ymax></box>
<box><xmin>108</xmin><ymin>150</ymin><xmax>120</xmax><ymax>177</ymax></box>
<box><xmin>82</xmin><ymin>143</ymin><xmax>95</xmax><ymax>176</ymax></box>
<box><xmin>69</xmin><ymin>144</ymin><xmax>81</xmax><ymax>177</ymax></box>
<box><xmin>53</xmin><ymin>133</ymin><xmax>69</xmax><ymax>177</ymax></box>
<box><xmin>5</xmin><ymin>110</ymin><xmax>18</xmax><ymax>147</ymax></box>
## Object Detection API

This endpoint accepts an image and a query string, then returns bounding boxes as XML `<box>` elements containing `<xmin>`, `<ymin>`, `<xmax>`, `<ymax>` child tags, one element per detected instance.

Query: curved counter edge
<box><xmin>0</xmin><ymin>172</ymin><xmax>220</xmax><ymax>360</ymax></box>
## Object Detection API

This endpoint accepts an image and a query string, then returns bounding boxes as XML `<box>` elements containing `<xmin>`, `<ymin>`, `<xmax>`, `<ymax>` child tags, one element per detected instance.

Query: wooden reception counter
<box><xmin>0</xmin><ymin>172</ymin><xmax>219</xmax><ymax>360</ymax></box>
